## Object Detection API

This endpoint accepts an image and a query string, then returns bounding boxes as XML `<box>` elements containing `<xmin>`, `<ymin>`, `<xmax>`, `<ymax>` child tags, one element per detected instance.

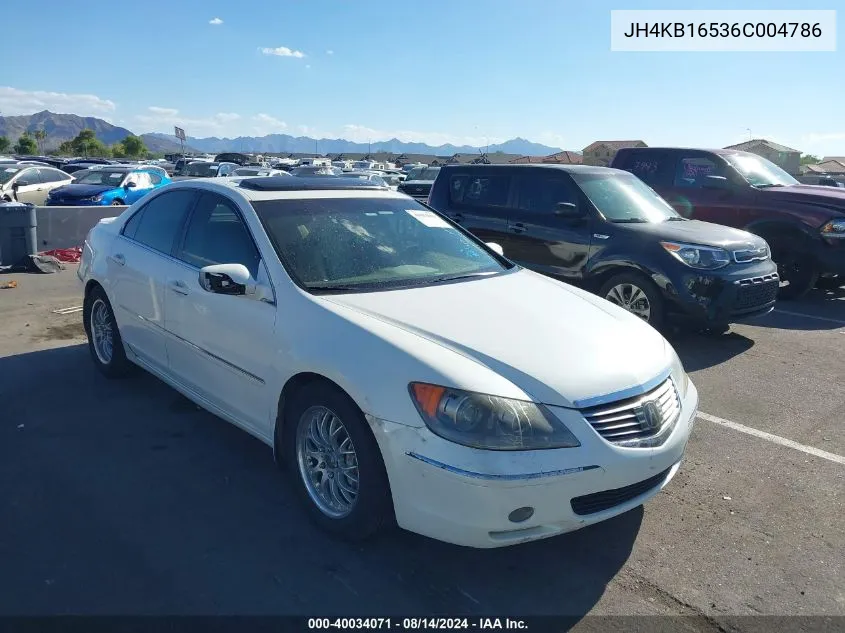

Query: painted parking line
<box><xmin>772</xmin><ymin>308</ymin><xmax>845</xmax><ymax>327</ymax></box>
<box><xmin>697</xmin><ymin>411</ymin><xmax>845</xmax><ymax>466</ymax></box>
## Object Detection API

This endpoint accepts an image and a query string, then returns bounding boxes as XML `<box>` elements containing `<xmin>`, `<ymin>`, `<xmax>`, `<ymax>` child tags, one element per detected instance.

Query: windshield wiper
<box><xmin>428</xmin><ymin>272</ymin><xmax>498</xmax><ymax>284</ymax></box>
<box><xmin>306</xmin><ymin>284</ymin><xmax>363</xmax><ymax>293</ymax></box>
<box><xmin>611</xmin><ymin>218</ymin><xmax>648</xmax><ymax>223</ymax></box>
<box><xmin>754</xmin><ymin>183</ymin><xmax>784</xmax><ymax>189</ymax></box>
<box><xmin>665</xmin><ymin>216</ymin><xmax>687</xmax><ymax>221</ymax></box>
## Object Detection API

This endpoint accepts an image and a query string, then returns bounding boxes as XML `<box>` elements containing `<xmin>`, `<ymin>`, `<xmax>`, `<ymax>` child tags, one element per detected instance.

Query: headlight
<box><xmin>661</xmin><ymin>241</ymin><xmax>731</xmax><ymax>270</ymax></box>
<box><xmin>668</xmin><ymin>348</ymin><xmax>689</xmax><ymax>399</ymax></box>
<box><xmin>84</xmin><ymin>194</ymin><xmax>103</xmax><ymax>202</ymax></box>
<box><xmin>821</xmin><ymin>218</ymin><xmax>845</xmax><ymax>239</ymax></box>
<box><xmin>409</xmin><ymin>383</ymin><xmax>581</xmax><ymax>450</ymax></box>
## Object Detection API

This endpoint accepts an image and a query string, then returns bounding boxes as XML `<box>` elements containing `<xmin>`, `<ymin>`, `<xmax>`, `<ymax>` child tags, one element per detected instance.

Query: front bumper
<box><xmin>816</xmin><ymin>239</ymin><xmax>845</xmax><ymax>276</ymax></box>
<box><xmin>367</xmin><ymin>381</ymin><xmax>698</xmax><ymax>548</ymax></box>
<box><xmin>45</xmin><ymin>198</ymin><xmax>108</xmax><ymax>206</ymax></box>
<box><xmin>660</xmin><ymin>259</ymin><xmax>779</xmax><ymax>326</ymax></box>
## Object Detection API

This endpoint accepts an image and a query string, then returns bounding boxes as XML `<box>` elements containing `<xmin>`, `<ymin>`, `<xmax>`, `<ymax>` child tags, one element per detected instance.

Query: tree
<box><xmin>57</xmin><ymin>140</ymin><xmax>75</xmax><ymax>155</ymax></box>
<box><xmin>120</xmin><ymin>134</ymin><xmax>146</xmax><ymax>157</ymax></box>
<box><xmin>0</xmin><ymin>136</ymin><xmax>10</xmax><ymax>153</ymax></box>
<box><xmin>801</xmin><ymin>154</ymin><xmax>821</xmax><ymax>165</ymax></box>
<box><xmin>33</xmin><ymin>128</ymin><xmax>47</xmax><ymax>155</ymax></box>
<box><xmin>13</xmin><ymin>133</ymin><xmax>37</xmax><ymax>155</ymax></box>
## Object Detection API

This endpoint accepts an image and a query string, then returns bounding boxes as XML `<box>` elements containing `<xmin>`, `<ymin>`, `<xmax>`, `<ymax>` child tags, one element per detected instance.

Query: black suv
<box><xmin>427</xmin><ymin>164</ymin><xmax>779</xmax><ymax>331</ymax></box>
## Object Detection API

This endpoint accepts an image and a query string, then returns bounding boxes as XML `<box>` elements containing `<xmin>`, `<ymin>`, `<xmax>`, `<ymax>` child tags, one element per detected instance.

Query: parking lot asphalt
<box><xmin>0</xmin><ymin>269</ymin><xmax>842</xmax><ymax>628</ymax></box>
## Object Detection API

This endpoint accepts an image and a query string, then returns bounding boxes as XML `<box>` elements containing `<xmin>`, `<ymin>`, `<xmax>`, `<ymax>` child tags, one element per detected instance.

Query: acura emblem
<box><xmin>637</xmin><ymin>400</ymin><xmax>662</xmax><ymax>431</ymax></box>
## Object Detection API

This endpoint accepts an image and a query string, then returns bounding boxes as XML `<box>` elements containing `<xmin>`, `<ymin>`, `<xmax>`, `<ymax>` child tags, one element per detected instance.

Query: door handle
<box><xmin>510</xmin><ymin>223</ymin><xmax>526</xmax><ymax>234</ymax></box>
<box><xmin>168</xmin><ymin>280</ymin><xmax>189</xmax><ymax>295</ymax></box>
<box><xmin>109</xmin><ymin>253</ymin><xmax>126</xmax><ymax>266</ymax></box>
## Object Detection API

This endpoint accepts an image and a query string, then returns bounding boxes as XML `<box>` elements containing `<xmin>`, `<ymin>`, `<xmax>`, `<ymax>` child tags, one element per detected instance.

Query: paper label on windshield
<box><xmin>406</xmin><ymin>209</ymin><xmax>449</xmax><ymax>228</ymax></box>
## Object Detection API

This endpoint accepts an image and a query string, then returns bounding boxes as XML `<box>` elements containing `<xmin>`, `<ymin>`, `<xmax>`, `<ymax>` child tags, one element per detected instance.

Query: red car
<box><xmin>612</xmin><ymin>147</ymin><xmax>845</xmax><ymax>298</ymax></box>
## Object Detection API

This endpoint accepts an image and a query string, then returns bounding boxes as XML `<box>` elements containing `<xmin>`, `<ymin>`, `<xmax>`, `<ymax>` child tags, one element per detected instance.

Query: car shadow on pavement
<box><xmin>665</xmin><ymin>330</ymin><xmax>755</xmax><ymax>372</ymax></box>
<box><xmin>0</xmin><ymin>343</ymin><xmax>641</xmax><ymax>619</ymax></box>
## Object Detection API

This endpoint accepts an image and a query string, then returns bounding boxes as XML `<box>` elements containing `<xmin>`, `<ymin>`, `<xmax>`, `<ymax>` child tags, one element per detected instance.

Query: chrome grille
<box><xmin>733</xmin><ymin>245</ymin><xmax>770</xmax><ymax>263</ymax></box>
<box><xmin>580</xmin><ymin>378</ymin><xmax>680</xmax><ymax>445</ymax></box>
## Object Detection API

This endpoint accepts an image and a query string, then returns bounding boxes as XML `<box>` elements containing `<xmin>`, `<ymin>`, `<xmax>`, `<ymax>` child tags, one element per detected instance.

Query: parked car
<box><xmin>215</xmin><ymin>152</ymin><xmax>251</xmax><ymax>166</ymax></box>
<box><xmin>173</xmin><ymin>156</ymin><xmax>209</xmax><ymax>176</ymax></box>
<box><xmin>378</xmin><ymin>173</ymin><xmax>404</xmax><ymax>190</ymax></box>
<box><xmin>342</xmin><ymin>171</ymin><xmax>388</xmax><ymax>187</ymax></box>
<box><xmin>233</xmin><ymin>167</ymin><xmax>292</xmax><ymax>177</ymax></box>
<box><xmin>398</xmin><ymin>166</ymin><xmax>441</xmax><ymax>200</ymax></box>
<box><xmin>427</xmin><ymin>164</ymin><xmax>779</xmax><ymax>332</ymax></box>
<box><xmin>14</xmin><ymin>155</ymin><xmax>68</xmax><ymax>169</ymax></box>
<box><xmin>77</xmin><ymin>176</ymin><xmax>697</xmax><ymax>548</ymax></box>
<box><xmin>0</xmin><ymin>165</ymin><xmax>73</xmax><ymax>205</ymax></box>
<box><xmin>172</xmin><ymin>162</ymin><xmax>239</xmax><ymax>180</ymax></box>
<box><xmin>290</xmin><ymin>166</ymin><xmax>343</xmax><ymax>177</ymax></box>
<box><xmin>611</xmin><ymin>148</ymin><xmax>845</xmax><ymax>298</ymax></box>
<box><xmin>46</xmin><ymin>167</ymin><xmax>170</xmax><ymax>206</ymax></box>
<box><xmin>62</xmin><ymin>161</ymin><xmax>112</xmax><ymax>175</ymax></box>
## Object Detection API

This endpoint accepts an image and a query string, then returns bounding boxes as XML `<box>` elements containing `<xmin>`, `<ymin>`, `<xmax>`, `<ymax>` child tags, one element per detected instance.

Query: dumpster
<box><xmin>0</xmin><ymin>202</ymin><xmax>38</xmax><ymax>266</ymax></box>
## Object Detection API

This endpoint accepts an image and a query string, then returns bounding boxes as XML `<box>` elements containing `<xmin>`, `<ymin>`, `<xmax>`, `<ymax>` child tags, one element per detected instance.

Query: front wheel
<box><xmin>599</xmin><ymin>272</ymin><xmax>665</xmax><ymax>330</ymax></box>
<box><xmin>771</xmin><ymin>246</ymin><xmax>818</xmax><ymax>300</ymax></box>
<box><xmin>111</xmin><ymin>199</ymin><xmax>124</xmax><ymax>206</ymax></box>
<box><xmin>284</xmin><ymin>382</ymin><xmax>392</xmax><ymax>541</ymax></box>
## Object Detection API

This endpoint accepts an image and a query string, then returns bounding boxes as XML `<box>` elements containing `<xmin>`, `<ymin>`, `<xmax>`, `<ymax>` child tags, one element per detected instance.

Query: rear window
<box><xmin>448</xmin><ymin>174</ymin><xmax>511</xmax><ymax>208</ymax></box>
<box><xmin>620</xmin><ymin>151</ymin><xmax>674</xmax><ymax>186</ymax></box>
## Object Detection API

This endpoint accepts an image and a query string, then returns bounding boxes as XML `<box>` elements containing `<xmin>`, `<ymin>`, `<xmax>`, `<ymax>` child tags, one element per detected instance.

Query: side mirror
<box><xmin>702</xmin><ymin>175</ymin><xmax>730</xmax><ymax>190</ymax></box>
<box><xmin>199</xmin><ymin>263</ymin><xmax>274</xmax><ymax>303</ymax></box>
<box><xmin>199</xmin><ymin>263</ymin><xmax>252</xmax><ymax>296</ymax></box>
<box><xmin>555</xmin><ymin>202</ymin><xmax>585</xmax><ymax>218</ymax></box>
<box><xmin>486</xmin><ymin>242</ymin><xmax>504</xmax><ymax>256</ymax></box>
<box><xmin>125</xmin><ymin>181</ymin><xmax>137</xmax><ymax>188</ymax></box>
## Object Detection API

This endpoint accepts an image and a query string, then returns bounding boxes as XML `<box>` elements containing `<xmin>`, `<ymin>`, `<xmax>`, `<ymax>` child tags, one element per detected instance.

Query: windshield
<box><xmin>184</xmin><ymin>163</ymin><xmax>219</xmax><ymax>177</ymax></box>
<box><xmin>572</xmin><ymin>172</ymin><xmax>680</xmax><ymax>223</ymax></box>
<box><xmin>0</xmin><ymin>166</ymin><xmax>22</xmax><ymax>184</ymax></box>
<box><xmin>723</xmin><ymin>153</ymin><xmax>798</xmax><ymax>188</ymax></box>
<box><xmin>75</xmin><ymin>170</ymin><xmax>128</xmax><ymax>186</ymax></box>
<box><xmin>253</xmin><ymin>197</ymin><xmax>509</xmax><ymax>293</ymax></box>
<box><xmin>407</xmin><ymin>167</ymin><xmax>440</xmax><ymax>181</ymax></box>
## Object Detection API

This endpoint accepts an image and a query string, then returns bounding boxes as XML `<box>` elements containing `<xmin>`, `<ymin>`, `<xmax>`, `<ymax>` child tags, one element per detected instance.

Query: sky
<box><xmin>0</xmin><ymin>0</ymin><xmax>842</xmax><ymax>155</ymax></box>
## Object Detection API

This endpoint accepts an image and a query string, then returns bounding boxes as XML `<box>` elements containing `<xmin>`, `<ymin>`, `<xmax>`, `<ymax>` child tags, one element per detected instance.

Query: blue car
<box><xmin>46</xmin><ymin>167</ymin><xmax>170</xmax><ymax>206</ymax></box>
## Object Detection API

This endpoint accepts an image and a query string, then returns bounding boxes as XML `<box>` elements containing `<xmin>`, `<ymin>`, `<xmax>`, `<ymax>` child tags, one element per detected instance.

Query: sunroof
<box><xmin>238</xmin><ymin>176</ymin><xmax>388</xmax><ymax>191</ymax></box>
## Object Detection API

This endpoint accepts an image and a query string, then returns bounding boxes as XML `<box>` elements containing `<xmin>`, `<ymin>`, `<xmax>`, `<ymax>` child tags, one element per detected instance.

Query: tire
<box><xmin>599</xmin><ymin>271</ymin><xmax>665</xmax><ymax>330</ymax></box>
<box><xmin>770</xmin><ymin>243</ymin><xmax>818</xmax><ymax>300</ymax></box>
<box><xmin>283</xmin><ymin>381</ymin><xmax>392</xmax><ymax>541</ymax></box>
<box><xmin>112</xmin><ymin>199</ymin><xmax>124</xmax><ymax>206</ymax></box>
<box><xmin>83</xmin><ymin>286</ymin><xmax>133</xmax><ymax>378</ymax></box>
<box><xmin>815</xmin><ymin>274</ymin><xmax>842</xmax><ymax>291</ymax></box>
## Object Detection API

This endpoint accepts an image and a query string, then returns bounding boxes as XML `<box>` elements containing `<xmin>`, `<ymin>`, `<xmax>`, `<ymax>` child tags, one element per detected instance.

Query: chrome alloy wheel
<box><xmin>90</xmin><ymin>298</ymin><xmax>114</xmax><ymax>364</ymax></box>
<box><xmin>605</xmin><ymin>283</ymin><xmax>651</xmax><ymax>321</ymax></box>
<box><xmin>296</xmin><ymin>406</ymin><xmax>360</xmax><ymax>518</ymax></box>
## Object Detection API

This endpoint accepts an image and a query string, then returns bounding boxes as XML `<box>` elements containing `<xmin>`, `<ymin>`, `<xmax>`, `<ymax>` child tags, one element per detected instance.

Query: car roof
<box><xmin>439</xmin><ymin>163</ymin><xmax>624</xmax><ymax>175</ymax></box>
<box><xmin>616</xmin><ymin>147</ymin><xmax>754</xmax><ymax>157</ymax></box>
<box><xmin>164</xmin><ymin>176</ymin><xmax>401</xmax><ymax>202</ymax></box>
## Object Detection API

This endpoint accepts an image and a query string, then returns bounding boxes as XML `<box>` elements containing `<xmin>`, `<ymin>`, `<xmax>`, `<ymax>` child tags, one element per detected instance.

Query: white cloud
<box><xmin>252</xmin><ymin>113</ymin><xmax>287</xmax><ymax>134</ymax></box>
<box><xmin>338</xmin><ymin>124</ymin><xmax>502</xmax><ymax>148</ymax></box>
<box><xmin>209</xmin><ymin>17</ymin><xmax>223</xmax><ymax>25</ymax></box>
<box><xmin>136</xmin><ymin>107</ymin><xmax>244</xmax><ymax>137</ymax></box>
<box><xmin>0</xmin><ymin>86</ymin><xmax>116</xmax><ymax>117</ymax></box>
<box><xmin>260</xmin><ymin>46</ymin><xmax>306</xmax><ymax>58</ymax></box>
<box><xmin>326</xmin><ymin>50</ymin><xmax>334</xmax><ymax>55</ymax></box>
<box><xmin>148</xmin><ymin>106</ymin><xmax>179</xmax><ymax>117</ymax></box>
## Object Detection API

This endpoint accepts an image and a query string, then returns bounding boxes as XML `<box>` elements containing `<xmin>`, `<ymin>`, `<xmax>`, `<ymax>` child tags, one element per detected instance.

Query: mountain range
<box><xmin>0</xmin><ymin>111</ymin><xmax>563</xmax><ymax>157</ymax></box>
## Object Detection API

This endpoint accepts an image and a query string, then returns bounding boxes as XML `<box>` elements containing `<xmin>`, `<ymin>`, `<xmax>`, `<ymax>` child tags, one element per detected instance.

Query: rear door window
<box><xmin>514</xmin><ymin>173</ymin><xmax>578</xmax><ymax>215</ymax></box>
<box><xmin>448</xmin><ymin>174</ymin><xmax>511</xmax><ymax>209</ymax></box>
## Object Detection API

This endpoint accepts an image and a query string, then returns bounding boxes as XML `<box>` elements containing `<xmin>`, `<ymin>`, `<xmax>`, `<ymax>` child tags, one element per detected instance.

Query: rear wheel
<box><xmin>111</xmin><ymin>199</ymin><xmax>124</xmax><ymax>206</ymax></box>
<box><xmin>284</xmin><ymin>382</ymin><xmax>392</xmax><ymax>541</ymax></box>
<box><xmin>599</xmin><ymin>272</ymin><xmax>665</xmax><ymax>330</ymax></box>
<box><xmin>770</xmin><ymin>243</ymin><xmax>818</xmax><ymax>300</ymax></box>
<box><xmin>83</xmin><ymin>287</ymin><xmax>132</xmax><ymax>378</ymax></box>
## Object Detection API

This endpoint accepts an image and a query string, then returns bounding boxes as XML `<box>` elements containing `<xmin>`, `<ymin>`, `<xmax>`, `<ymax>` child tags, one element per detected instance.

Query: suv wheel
<box><xmin>772</xmin><ymin>247</ymin><xmax>818</xmax><ymax>300</ymax></box>
<box><xmin>599</xmin><ymin>272</ymin><xmax>665</xmax><ymax>330</ymax></box>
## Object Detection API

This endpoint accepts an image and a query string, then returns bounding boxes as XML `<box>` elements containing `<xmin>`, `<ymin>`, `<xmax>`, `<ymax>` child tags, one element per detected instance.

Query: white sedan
<box><xmin>77</xmin><ymin>176</ymin><xmax>698</xmax><ymax>548</ymax></box>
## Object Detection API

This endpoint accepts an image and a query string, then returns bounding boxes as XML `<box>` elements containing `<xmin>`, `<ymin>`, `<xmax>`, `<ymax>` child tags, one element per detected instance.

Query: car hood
<box><xmin>758</xmin><ymin>184</ymin><xmax>845</xmax><ymax>210</ymax></box>
<box><xmin>50</xmin><ymin>184</ymin><xmax>114</xmax><ymax>198</ymax></box>
<box><xmin>621</xmin><ymin>219</ymin><xmax>766</xmax><ymax>249</ymax></box>
<box><xmin>321</xmin><ymin>269</ymin><xmax>670</xmax><ymax>408</ymax></box>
